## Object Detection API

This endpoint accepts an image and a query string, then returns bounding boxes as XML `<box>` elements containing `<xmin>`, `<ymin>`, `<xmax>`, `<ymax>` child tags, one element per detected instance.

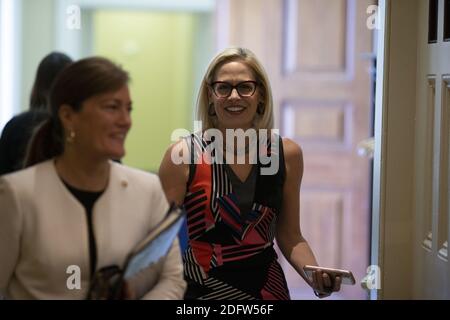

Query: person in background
<box><xmin>0</xmin><ymin>52</ymin><xmax>73</xmax><ymax>175</ymax></box>
<box><xmin>159</xmin><ymin>47</ymin><xmax>341</xmax><ymax>300</ymax></box>
<box><xmin>0</xmin><ymin>57</ymin><xmax>186</xmax><ymax>299</ymax></box>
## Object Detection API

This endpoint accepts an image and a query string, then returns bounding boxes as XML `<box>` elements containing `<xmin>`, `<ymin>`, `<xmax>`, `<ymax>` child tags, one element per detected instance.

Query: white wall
<box><xmin>20</xmin><ymin>0</ymin><xmax>56</xmax><ymax>112</ymax></box>
<box><xmin>3</xmin><ymin>0</ymin><xmax>214</xmax><ymax>130</ymax></box>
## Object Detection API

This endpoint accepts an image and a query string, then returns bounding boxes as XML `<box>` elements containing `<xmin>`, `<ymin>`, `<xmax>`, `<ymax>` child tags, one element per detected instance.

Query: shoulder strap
<box><xmin>186</xmin><ymin>134</ymin><xmax>196</xmax><ymax>188</ymax></box>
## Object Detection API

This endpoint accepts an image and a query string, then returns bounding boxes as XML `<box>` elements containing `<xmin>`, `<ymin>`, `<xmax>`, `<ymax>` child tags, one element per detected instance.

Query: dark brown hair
<box><xmin>25</xmin><ymin>57</ymin><xmax>129</xmax><ymax>167</ymax></box>
<box><xmin>29</xmin><ymin>52</ymin><xmax>73</xmax><ymax>110</ymax></box>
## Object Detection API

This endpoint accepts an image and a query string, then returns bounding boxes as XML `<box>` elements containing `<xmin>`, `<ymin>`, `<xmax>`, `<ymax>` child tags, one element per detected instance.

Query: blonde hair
<box><xmin>196</xmin><ymin>47</ymin><xmax>274</xmax><ymax>130</ymax></box>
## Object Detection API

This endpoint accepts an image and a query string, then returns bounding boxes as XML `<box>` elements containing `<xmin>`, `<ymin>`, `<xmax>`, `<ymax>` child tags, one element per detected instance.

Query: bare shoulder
<box><xmin>282</xmin><ymin>137</ymin><xmax>303</xmax><ymax>163</ymax></box>
<box><xmin>161</xmin><ymin>139</ymin><xmax>189</xmax><ymax>166</ymax></box>
<box><xmin>281</xmin><ymin>137</ymin><xmax>304</xmax><ymax>183</ymax></box>
<box><xmin>158</xmin><ymin>139</ymin><xmax>191</xmax><ymax>204</ymax></box>
<box><xmin>159</xmin><ymin>139</ymin><xmax>190</xmax><ymax>182</ymax></box>
<box><xmin>166</xmin><ymin>139</ymin><xmax>188</xmax><ymax>156</ymax></box>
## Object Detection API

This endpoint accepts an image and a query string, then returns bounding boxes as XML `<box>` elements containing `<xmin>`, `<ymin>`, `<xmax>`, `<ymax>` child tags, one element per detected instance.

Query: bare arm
<box><xmin>276</xmin><ymin>138</ymin><xmax>318</xmax><ymax>284</ymax></box>
<box><xmin>158</xmin><ymin>140</ymin><xmax>190</xmax><ymax>205</ymax></box>
<box><xmin>276</xmin><ymin>138</ymin><xmax>341</xmax><ymax>297</ymax></box>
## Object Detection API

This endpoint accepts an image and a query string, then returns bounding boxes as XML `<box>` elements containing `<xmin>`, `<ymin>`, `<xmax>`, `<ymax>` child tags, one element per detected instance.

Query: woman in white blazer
<box><xmin>0</xmin><ymin>57</ymin><xmax>186</xmax><ymax>299</ymax></box>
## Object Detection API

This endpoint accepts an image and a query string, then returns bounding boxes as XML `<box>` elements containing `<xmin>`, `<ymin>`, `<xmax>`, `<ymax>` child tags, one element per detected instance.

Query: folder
<box><xmin>87</xmin><ymin>203</ymin><xmax>186</xmax><ymax>300</ymax></box>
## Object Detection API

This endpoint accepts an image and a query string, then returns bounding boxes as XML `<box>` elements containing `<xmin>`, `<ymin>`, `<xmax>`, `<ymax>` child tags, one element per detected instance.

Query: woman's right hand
<box><xmin>310</xmin><ymin>269</ymin><xmax>342</xmax><ymax>298</ymax></box>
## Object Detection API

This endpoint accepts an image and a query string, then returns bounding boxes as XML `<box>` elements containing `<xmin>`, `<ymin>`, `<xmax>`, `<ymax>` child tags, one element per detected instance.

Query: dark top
<box><xmin>183</xmin><ymin>133</ymin><xmax>289</xmax><ymax>300</ymax></box>
<box><xmin>224</xmin><ymin>163</ymin><xmax>257</xmax><ymax>217</ymax></box>
<box><xmin>62</xmin><ymin>180</ymin><xmax>104</xmax><ymax>276</ymax></box>
<box><xmin>0</xmin><ymin>110</ymin><xmax>49</xmax><ymax>175</ymax></box>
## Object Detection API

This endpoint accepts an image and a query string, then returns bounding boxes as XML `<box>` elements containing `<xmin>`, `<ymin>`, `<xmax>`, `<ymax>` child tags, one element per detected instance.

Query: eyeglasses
<box><xmin>209</xmin><ymin>81</ymin><xmax>258</xmax><ymax>98</ymax></box>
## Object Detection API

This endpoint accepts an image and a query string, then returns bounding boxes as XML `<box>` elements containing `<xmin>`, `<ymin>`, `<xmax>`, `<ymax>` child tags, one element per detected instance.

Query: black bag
<box><xmin>87</xmin><ymin>265</ymin><xmax>124</xmax><ymax>300</ymax></box>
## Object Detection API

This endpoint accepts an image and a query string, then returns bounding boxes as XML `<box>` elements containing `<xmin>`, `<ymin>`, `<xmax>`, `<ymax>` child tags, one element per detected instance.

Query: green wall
<box><xmin>93</xmin><ymin>10</ymin><xmax>197</xmax><ymax>172</ymax></box>
<box><xmin>21</xmin><ymin>0</ymin><xmax>55</xmax><ymax>111</ymax></box>
<box><xmin>17</xmin><ymin>4</ymin><xmax>213</xmax><ymax>172</ymax></box>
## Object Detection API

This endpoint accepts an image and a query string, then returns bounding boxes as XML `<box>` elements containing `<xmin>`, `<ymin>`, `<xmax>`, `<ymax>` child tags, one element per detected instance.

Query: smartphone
<box><xmin>303</xmin><ymin>265</ymin><xmax>356</xmax><ymax>285</ymax></box>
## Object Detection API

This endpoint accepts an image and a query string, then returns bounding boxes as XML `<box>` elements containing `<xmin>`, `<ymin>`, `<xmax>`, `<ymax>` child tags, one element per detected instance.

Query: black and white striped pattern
<box><xmin>210</xmin><ymin>162</ymin><xmax>232</xmax><ymax>222</ymax></box>
<box><xmin>199</xmin><ymin>278</ymin><xmax>256</xmax><ymax>300</ymax></box>
<box><xmin>253</xmin><ymin>204</ymin><xmax>277</xmax><ymax>243</ymax></box>
<box><xmin>183</xmin><ymin>247</ymin><xmax>207</xmax><ymax>285</ymax></box>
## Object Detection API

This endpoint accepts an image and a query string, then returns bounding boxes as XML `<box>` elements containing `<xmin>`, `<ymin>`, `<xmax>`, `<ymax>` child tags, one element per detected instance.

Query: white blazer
<box><xmin>0</xmin><ymin>160</ymin><xmax>186</xmax><ymax>299</ymax></box>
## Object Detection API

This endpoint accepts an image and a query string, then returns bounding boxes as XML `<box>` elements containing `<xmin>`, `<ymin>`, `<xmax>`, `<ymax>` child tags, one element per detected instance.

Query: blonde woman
<box><xmin>159</xmin><ymin>47</ymin><xmax>341</xmax><ymax>299</ymax></box>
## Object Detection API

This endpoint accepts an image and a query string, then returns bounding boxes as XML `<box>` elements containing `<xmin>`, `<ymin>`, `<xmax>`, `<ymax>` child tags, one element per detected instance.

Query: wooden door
<box><xmin>414</xmin><ymin>0</ymin><xmax>450</xmax><ymax>299</ymax></box>
<box><xmin>216</xmin><ymin>0</ymin><xmax>374</xmax><ymax>299</ymax></box>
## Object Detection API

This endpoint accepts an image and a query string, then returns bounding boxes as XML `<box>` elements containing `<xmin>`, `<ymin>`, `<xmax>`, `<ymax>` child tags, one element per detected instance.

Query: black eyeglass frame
<box><xmin>209</xmin><ymin>80</ymin><xmax>259</xmax><ymax>98</ymax></box>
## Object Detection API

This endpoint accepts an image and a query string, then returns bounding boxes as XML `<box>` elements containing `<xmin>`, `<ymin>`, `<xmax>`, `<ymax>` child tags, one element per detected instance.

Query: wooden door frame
<box><xmin>372</xmin><ymin>0</ymin><xmax>419</xmax><ymax>299</ymax></box>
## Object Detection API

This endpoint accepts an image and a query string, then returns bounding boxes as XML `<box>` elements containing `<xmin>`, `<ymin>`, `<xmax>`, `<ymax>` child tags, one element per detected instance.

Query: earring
<box><xmin>66</xmin><ymin>130</ymin><xmax>76</xmax><ymax>144</ymax></box>
<box><xmin>257</xmin><ymin>103</ymin><xmax>264</xmax><ymax>115</ymax></box>
<box><xmin>208</xmin><ymin>103</ymin><xmax>216</xmax><ymax>116</ymax></box>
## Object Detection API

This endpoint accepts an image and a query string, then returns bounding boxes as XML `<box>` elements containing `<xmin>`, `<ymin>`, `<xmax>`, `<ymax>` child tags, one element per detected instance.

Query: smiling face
<box><xmin>209</xmin><ymin>61</ymin><xmax>262</xmax><ymax>131</ymax></box>
<box><xmin>62</xmin><ymin>85</ymin><xmax>132</xmax><ymax>161</ymax></box>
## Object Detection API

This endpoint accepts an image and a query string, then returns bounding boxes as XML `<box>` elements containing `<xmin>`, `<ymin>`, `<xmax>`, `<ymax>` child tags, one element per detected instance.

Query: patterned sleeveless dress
<box><xmin>182</xmin><ymin>133</ymin><xmax>290</xmax><ymax>300</ymax></box>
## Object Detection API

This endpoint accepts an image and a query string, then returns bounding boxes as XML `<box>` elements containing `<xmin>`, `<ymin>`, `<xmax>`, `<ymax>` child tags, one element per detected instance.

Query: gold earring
<box><xmin>257</xmin><ymin>103</ymin><xmax>264</xmax><ymax>115</ymax></box>
<box><xmin>66</xmin><ymin>130</ymin><xmax>76</xmax><ymax>144</ymax></box>
<box><xmin>208</xmin><ymin>103</ymin><xmax>216</xmax><ymax>116</ymax></box>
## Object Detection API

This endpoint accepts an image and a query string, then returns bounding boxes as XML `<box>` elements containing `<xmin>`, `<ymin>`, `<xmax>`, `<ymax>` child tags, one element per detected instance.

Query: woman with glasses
<box><xmin>159</xmin><ymin>47</ymin><xmax>341</xmax><ymax>300</ymax></box>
